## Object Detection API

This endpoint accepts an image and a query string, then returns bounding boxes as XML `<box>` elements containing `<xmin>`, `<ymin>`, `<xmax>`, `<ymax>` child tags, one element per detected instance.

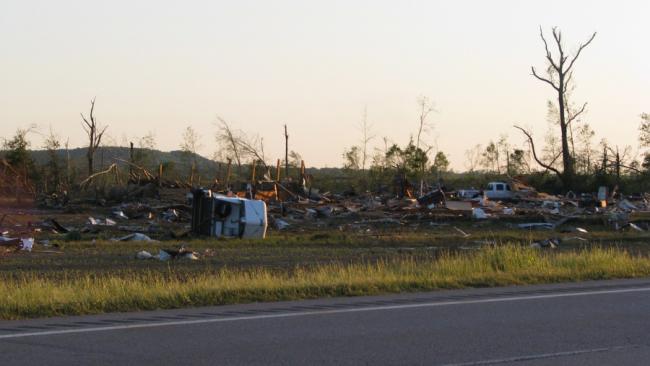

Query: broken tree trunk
<box><xmin>225</xmin><ymin>158</ymin><xmax>232</xmax><ymax>189</ymax></box>
<box><xmin>284</xmin><ymin>125</ymin><xmax>289</xmax><ymax>180</ymax></box>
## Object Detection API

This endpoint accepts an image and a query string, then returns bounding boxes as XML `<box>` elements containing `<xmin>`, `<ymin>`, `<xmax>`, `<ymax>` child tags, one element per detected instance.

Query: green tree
<box><xmin>343</xmin><ymin>146</ymin><xmax>361</xmax><ymax>170</ymax></box>
<box><xmin>2</xmin><ymin>127</ymin><xmax>38</xmax><ymax>187</ymax></box>
<box><xmin>385</xmin><ymin>140</ymin><xmax>428</xmax><ymax>179</ymax></box>
<box><xmin>3</xmin><ymin>127</ymin><xmax>33</xmax><ymax>170</ymax></box>
<box><xmin>509</xmin><ymin>149</ymin><xmax>526</xmax><ymax>175</ymax></box>
<box><xmin>482</xmin><ymin>141</ymin><xmax>500</xmax><ymax>173</ymax></box>
<box><xmin>431</xmin><ymin>151</ymin><xmax>449</xmax><ymax>175</ymax></box>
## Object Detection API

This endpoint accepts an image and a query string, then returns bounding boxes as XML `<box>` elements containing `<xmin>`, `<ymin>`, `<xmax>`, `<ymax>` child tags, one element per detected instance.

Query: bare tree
<box><xmin>215</xmin><ymin>116</ymin><xmax>243</xmax><ymax>175</ymax></box>
<box><xmin>180</xmin><ymin>126</ymin><xmax>202</xmax><ymax>185</ymax></box>
<box><xmin>516</xmin><ymin>27</ymin><xmax>596</xmax><ymax>188</ymax></box>
<box><xmin>43</xmin><ymin>126</ymin><xmax>62</xmax><ymax>193</ymax></box>
<box><xmin>541</xmin><ymin>127</ymin><xmax>562</xmax><ymax>171</ymax></box>
<box><xmin>514</xmin><ymin>125</ymin><xmax>562</xmax><ymax>176</ymax></box>
<box><xmin>359</xmin><ymin>107</ymin><xmax>375</xmax><ymax>171</ymax></box>
<box><xmin>575</xmin><ymin>123</ymin><xmax>596</xmax><ymax>174</ymax></box>
<box><xmin>371</xmin><ymin>137</ymin><xmax>391</xmax><ymax>171</ymax></box>
<box><xmin>415</xmin><ymin>96</ymin><xmax>436</xmax><ymax>195</ymax></box>
<box><xmin>81</xmin><ymin>98</ymin><xmax>108</xmax><ymax>176</ymax></box>
<box><xmin>238</xmin><ymin>134</ymin><xmax>269</xmax><ymax>169</ymax></box>
<box><xmin>497</xmin><ymin>135</ymin><xmax>510</xmax><ymax>174</ymax></box>
<box><xmin>415</xmin><ymin>96</ymin><xmax>435</xmax><ymax>151</ymax></box>
<box><xmin>464</xmin><ymin>144</ymin><xmax>482</xmax><ymax>173</ymax></box>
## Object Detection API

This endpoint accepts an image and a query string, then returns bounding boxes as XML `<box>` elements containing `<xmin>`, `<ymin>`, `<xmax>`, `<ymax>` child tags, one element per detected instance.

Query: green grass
<box><xmin>2</xmin><ymin>245</ymin><xmax>650</xmax><ymax>319</ymax></box>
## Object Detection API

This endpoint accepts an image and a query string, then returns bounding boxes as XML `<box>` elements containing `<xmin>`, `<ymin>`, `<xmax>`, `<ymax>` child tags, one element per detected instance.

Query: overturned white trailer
<box><xmin>190</xmin><ymin>189</ymin><xmax>267</xmax><ymax>239</ymax></box>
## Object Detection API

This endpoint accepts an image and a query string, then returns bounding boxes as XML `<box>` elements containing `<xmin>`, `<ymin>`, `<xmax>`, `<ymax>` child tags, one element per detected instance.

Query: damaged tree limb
<box><xmin>514</xmin><ymin>125</ymin><xmax>562</xmax><ymax>178</ymax></box>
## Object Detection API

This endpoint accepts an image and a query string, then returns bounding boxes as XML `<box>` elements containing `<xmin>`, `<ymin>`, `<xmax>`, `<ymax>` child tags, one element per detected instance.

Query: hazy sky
<box><xmin>1</xmin><ymin>0</ymin><xmax>648</xmax><ymax>169</ymax></box>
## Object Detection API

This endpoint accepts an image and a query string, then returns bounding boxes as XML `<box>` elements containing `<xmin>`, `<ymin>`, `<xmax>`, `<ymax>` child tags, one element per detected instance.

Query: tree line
<box><xmin>1</xmin><ymin>27</ymin><xmax>648</xmax><ymax>197</ymax></box>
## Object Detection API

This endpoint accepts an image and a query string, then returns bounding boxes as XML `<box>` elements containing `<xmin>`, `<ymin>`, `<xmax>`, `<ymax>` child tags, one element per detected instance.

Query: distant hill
<box><xmin>5</xmin><ymin>146</ymin><xmax>352</xmax><ymax>190</ymax></box>
<box><xmin>28</xmin><ymin>146</ymin><xmax>219</xmax><ymax>174</ymax></box>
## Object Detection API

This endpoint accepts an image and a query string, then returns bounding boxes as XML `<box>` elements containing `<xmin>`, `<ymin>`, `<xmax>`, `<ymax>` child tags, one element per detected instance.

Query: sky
<box><xmin>1</xmin><ymin>0</ymin><xmax>648</xmax><ymax>170</ymax></box>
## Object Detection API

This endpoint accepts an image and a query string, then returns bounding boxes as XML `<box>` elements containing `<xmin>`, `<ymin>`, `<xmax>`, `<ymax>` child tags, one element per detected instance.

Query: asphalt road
<box><xmin>2</xmin><ymin>278</ymin><xmax>650</xmax><ymax>365</ymax></box>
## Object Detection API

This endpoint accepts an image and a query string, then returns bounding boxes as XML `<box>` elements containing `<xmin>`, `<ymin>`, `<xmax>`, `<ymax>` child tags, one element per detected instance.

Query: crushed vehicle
<box><xmin>190</xmin><ymin>189</ymin><xmax>268</xmax><ymax>239</ymax></box>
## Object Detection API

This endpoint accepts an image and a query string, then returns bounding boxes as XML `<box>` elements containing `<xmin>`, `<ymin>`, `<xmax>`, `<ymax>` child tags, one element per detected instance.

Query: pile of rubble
<box><xmin>262</xmin><ymin>180</ymin><xmax>650</xmax><ymax>234</ymax></box>
<box><xmin>3</xmin><ymin>174</ymin><xmax>649</xmax><ymax>259</ymax></box>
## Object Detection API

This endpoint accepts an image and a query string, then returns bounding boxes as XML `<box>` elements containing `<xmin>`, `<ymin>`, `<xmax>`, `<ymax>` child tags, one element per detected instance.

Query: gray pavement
<box><xmin>2</xmin><ymin>278</ymin><xmax>650</xmax><ymax>365</ymax></box>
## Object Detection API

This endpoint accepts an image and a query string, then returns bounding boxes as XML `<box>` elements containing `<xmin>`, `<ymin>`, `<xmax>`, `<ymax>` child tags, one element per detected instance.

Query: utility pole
<box><xmin>284</xmin><ymin>124</ymin><xmax>289</xmax><ymax>180</ymax></box>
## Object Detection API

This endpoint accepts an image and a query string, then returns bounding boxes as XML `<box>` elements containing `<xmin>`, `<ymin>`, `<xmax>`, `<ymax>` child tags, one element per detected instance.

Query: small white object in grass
<box><xmin>112</xmin><ymin>233</ymin><xmax>156</xmax><ymax>242</ymax></box>
<box><xmin>20</xmin><ymin>238</ymin><xmax>34</xmax><ymax>252</ymax></box>
<box><xmin>274</xmin><ymin>219</ymin><xmax>290</xmax><ymax>230</ymax></box>
<box><xmin>157</xmin><ymin>249</ymin><xmax>171</xmax><ymax>261</ymax></box>
<box><xmin>136</xmin><ymin>250</ymin><xmax>153</xmax><ymax>260</ymax></box>
<box><xmin>472</xmin><ymin>208</ymin><xmax>488</xmax><ymax>219</ymax></box>
<box><xmin>182</xmin><ymin>252</ymin><xmax>199</xmax><ymax>260</ymax></box>
<box><xmin>113</xmin><ymin>210</ymin><xmax>129</xmax><ymax>220</ymax></box>
<box><xmin>453</xmin><ymin>226</ymin><xmax>471</xmax><ymax>237</ymax></box>
<box><xmin>629</xmin><ymin>223</ymin><xmax>644</xmax><ymax>232</ymax></box>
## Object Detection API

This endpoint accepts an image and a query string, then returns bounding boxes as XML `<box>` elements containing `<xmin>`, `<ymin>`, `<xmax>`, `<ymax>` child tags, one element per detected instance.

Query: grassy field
<box><xmin>2</xmin><ymin>219</ymin><xmax>650</xmax><ymax>319</ymax></box>
<box><xmin>2</xmin><ymin>245</ymin><xmax>650</xmax><ymax>319</ymax></box>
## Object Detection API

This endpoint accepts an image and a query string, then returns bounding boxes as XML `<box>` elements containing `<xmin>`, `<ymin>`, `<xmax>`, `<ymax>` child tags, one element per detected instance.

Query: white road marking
<box><xmin>1</xmin><ymin>285</ymin><xmax>650</xmax><ymax>340</ymax></box>
<box><xmin>440</xmin><ymin>345</ymin><xmax>637</xmax><ymax>365</ymax></box>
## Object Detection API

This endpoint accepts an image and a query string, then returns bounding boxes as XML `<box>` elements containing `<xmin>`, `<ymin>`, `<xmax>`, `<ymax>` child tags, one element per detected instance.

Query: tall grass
<box><xmin>2</xmin><ymin>246</ymin><xmax>649</xmax><ymax>319</ymax></box>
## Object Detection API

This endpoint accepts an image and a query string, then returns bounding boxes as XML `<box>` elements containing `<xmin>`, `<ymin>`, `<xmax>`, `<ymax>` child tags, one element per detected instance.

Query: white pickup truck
<box><xmin>484</xmin><ymin>181</ymin><xmax>514</xmax><ymax>200</ymax></box>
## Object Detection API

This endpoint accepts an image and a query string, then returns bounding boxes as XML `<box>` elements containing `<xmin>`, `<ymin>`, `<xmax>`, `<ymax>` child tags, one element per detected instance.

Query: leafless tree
<box><xmin>371</xmin><ymin>137</ymin><xmax>391</xmax><ymax>171</ymax></box>
<box><xmin>415</xmin><ymin>96</ymin><xmax>436</xmax><ymax>195</ymax></box>
<box><xmin>81</xmin><ymin>98</ymin><xmax>108</xmax><ymax>176</ymax></box>
<box><xmin>43</xmin><ymin>126</ymin><xmax>62</xmax><ymax>192</ymax></box>
<box><xmin>359</xmin><ymin>107</ymin><xmax>375</xmax><ymax>171</ymax></box>
<box><xmin>464</xmin><ymin>144</ymin><xmax>483</xmax><ymax>173</ymax></box>
<box><xmin>516</xmin><ymin>27</ymin><xmax>596</xmax><ymax>188</ymax></box>
<box><xmin>180</xmin><ymin>126</ymin><xmax>202</xmax><ymax>185</ymax></box>
<box><xmin>575</xmin><ymin>123</ymin><xmax>596</xmax><ymax>174</ymax></box>
<box><xmin>415</xmin><ymin>96</ymin><xmax>435</xmax><ymax>152</ymax></box>
<box><xmin>238</xmin><ymin>134</ymin><xmax>268</xmax><ymax>169</ymax></box>
<box><xmin>598</xmin><ymin>141</ymin><xmax>639</xmax><ymax>178</ymax></box>
<box><xmin>514</xmin><ymin>125</ymin><xmax>562</xmax><ymax>176</ymax></box>
<box><xmin>215</xmin><ymin>116</ymin><xmax>243</xmax><ymax>175</ymax></box>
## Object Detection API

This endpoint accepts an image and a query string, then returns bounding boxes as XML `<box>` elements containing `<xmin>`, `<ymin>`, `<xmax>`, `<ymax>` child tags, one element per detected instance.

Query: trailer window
<box><xmin>496</xmin><ymin>184</ymin><xmax>504</xmax><ymax>191</ymax></box>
